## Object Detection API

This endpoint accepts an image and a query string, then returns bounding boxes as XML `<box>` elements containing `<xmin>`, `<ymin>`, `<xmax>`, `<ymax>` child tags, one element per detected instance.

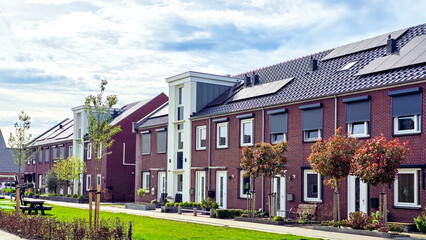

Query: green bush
<box><xmin>349</xmin><ymin>211</ymin><xmax>371</xmax><ymax>229</ymax></box>
<box><xmin>65</xmin><ymin>194</ymin><xmax>71</xmax><ymax>198</ymax></box>
<box><xmin>72</xmin><ymin>194</ymin><xmax>78</xmax><ymax>198</ymax></box>
<box><xmin>137</xmin><ymin>188</ymin><xmax>146</xmax><ymax>198</ymax></box>
<box><xmin>48</xmin><ymin>193</ymin><xmax>57</xmax><ymax>197</ymax></box>
<box><xmin>273</xmin><ymin>216</ymin><xmax>284</xmax><ymax>222</ymax></box>
<box><xmin>215</xmin><ymin>209</ymin><xmax>244</xmax><ymax>219</ymax></box>
<box><xmin>173</xmin><ymin>203</ymin><xmax>180</xmax><ymax>207</ymax></box>
<box><xmin>201</xmin><ymin>197</ymin><xmax>213</xmax><ymax>209</ymax></box>
<box><xmin>151</xmin><ymin>199</ymin><xmax>157</xmax><ymax>205</ymax></box>
<box><xmin>165</xmin><ymin>202</ymin><xmax>174</xmax><ymax>207</ymax></box>
<box><xmin>5</xmin><ymin>189</ymin><xmax>14</xmax><ymax>194</ymax></box>
<box><xmin>58</xmin><ymin>194</ymin><xmax>63</xmax><ymax>197</ymax></box>
<box><xmin>211</xmin><ymin>202</ymin><xmax>219</xmax><ymax>209</ymax></box>
<box><xmin>389</xmin><ymin>223</ymin><xmax>404</xmax><ymax>232</ymax></box>
<box><xmin>414</xmin><ymin>214</ymin><xmax>426</xmax><ymax>233</ymax></box>
<box><xmin>78</xmin><ymin>195</ymin><xmax>85</xmax><ymax>199</ymax></box>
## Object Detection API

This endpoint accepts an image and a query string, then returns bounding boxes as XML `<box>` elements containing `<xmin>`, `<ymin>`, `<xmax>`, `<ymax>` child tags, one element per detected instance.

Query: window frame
<box><xmin>86</xmin><ymin>174</ymin><xmax>92</xmax><ymax>191</ymax></box>
<box><xmin>156</xmin><ymin>130</ymin><xmax>167</xmax><ymax>154</ymax></box>
<box><xmin>303</xmin><ymin>129</ymin><xmax>321</xmax><ymax>142</ymax></box>
<box><xmin>239</xmin><ymin>170</ymin><xmax>251</xmax><ymax>199</ymax></box>
<box><xmin>394</xmin><ymin>115</ymin><xmax>421</xmax><ymax>135</ymax></box>
<box><xmin>394</xmin><ymin>168</ymin><xmax>420</xmax><ymax>208</ymax></box>
<box><xmin>87</xmin><ymin>143</ymin><xmax>92</xmax><ymax>160</ymax></box>
<box><xmin>141</xmin><ymin>132</ymin><xmax>151</xmax><ymax>155</ymax></box>
<box><xmin>45</xmin><ymin>148</ymin><xmax>50</xmax><ymax>163</ymax></box>
<box><xmin>96</xmin><ymin>174</ymin><xmax>101</xmax><ymax>188</ymax></box>
<box><xmin>271</xmin><ymin>132</ymin><xmax>287</xmax><ymax>144</ymax></box>
<box><xmin>240</xmin><ymin>118</ymin><xmax>254</xmax><ymax>147</ymax></box>
<box><xmin>177</xmin><ymin>86</ymin><xmax>184</xmax><ymax>121</ymax></box>
<box><xmin>303</xmin><ymin>169</ymin><xmax>322</xmax><ymax>203</ymax></box>
<box><xmin>68</xmin><ymin>146</ymin><xmax>73</xmax><ymax>158</ymax></box>
<box><xmin>142</xmin><ymin>172</ymin><xmax>150</xmax><ymax>193</ymax></box>
<box><xmin>216</xmin><ymin>122</ymin><xmax>229</xmax><ymax>149</ymax></box>
<box><xmin>196</xmin><ymin>125</ymin><xmax>207</xmax><ymax>150</ymax></box>
<box><xmin>97</xmin><ymin>144</ymin><xmax>102</xmax><ymax>159</ymax></box>
<box><xmin>348</xmin><ymin>121</ymin><xmax>370</xmax><ymax>138</ymax></box>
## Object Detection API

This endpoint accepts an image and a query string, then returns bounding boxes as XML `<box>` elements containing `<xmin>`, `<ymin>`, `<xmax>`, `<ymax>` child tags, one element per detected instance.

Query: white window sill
<box><xmin>349</xmin><ymin>134</ymin><xmax>370</xmax><ymax>138</ymax></box>
<box><xmin>241</xmin><ymin>143</ymin><xmax>254</xmax><ymax>147</ymax></box>
<box><xmin>196</xmin><ymin>147</ymin><xmax>206</xmax><ymax>151</ymax></box>
<box><xmin>217</xmin><ymin>145</ymin><xmax>228</xmax><ymax>149</ymax></box>
<box><xmin>394</xmin><ymin>130</ymin><xmax>421</xmax><ymax>135</ymax></box>
<box><xmin>394</xmin><ymin>203</ymin><xmax>421</xmax><ymax>209</ymax></box>
<box><xmin>141</xmin><ymin>153</ymin><xmax>151</xmax><ymax>156</ymax></box>
<box><xmin>304</xmin><ymin>199</ymin><xmax>322</xmax><ymax>203</ymax></box>
<box><xmin>303</xmin><ymin>139</ymin><xmax>319</xmax><ymax>143</ymax></box>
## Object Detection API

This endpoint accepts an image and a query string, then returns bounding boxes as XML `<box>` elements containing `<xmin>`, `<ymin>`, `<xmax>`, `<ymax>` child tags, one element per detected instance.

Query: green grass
<box><xmin>0</xmin><ymin>202</ymin><xmax>320</xmax><ymax>240</ymax></box>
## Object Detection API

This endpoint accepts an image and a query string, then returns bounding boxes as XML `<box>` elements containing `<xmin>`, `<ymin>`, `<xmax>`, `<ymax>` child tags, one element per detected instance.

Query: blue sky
<box><xmin>0</xmin><ymin>0</ymin><xmax>425</xmax><ymax>141</ymax></box>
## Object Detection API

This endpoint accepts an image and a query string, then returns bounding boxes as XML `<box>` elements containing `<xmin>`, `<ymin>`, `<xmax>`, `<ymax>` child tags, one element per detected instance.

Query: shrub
<box><xmin>378</xmin><ymin>226</ymin><xmax>389</xmax><ymax>232</ymax></box>
<box><xmin>59</xmin><ymin>194</ymin><xmax>63</xmax><ymax>197</ymax></box>
<box><xmin>211</xmin><ymin>202</ymin><xmax>219</xmax><ymax>209</ymax></box>
<box><xmin>389</xmin><ymin>223</ymin><xmax>404</xmax><ymax>232</ymax></box>
<box><xmin>72</xmin><ymin>194</ymin><xmax>78</xmax><ymax>198</ymax></box>
<box><xmin>173</xmin><ymin>203</ymin><xmax>180</xmax><ymax>207</ymax></box>
<box><xmin>165</xmin><ymin>202</ymin><xmax>174</xmax><ymax>207</ymax></box>
<box><xmin>215</xmin><ymin>209</ymin><xmax>244</xmax><ymax>219</ymax></box>
<box><xmin>349</xmin><ymin>211</ymin><xmax>371</xmax><ymax>229</ymax></box>
<box><xmin>78</xmin><ymin>195</ymin><xmax>85</xmax><ymax>199</ymax></box>
<box><xmin>273</xmin><ymin>216</ymin><xmax>284</xmax><ymax>222</ymax></box>
<box><xmin>414</xmin><ymin>214</ymin><xmax>426</xmax><ymax>233</ymax></box>
<box><xmin>241</xmin><ymin>213</ymin><xmax>248</xmax><ymax>218</ymax></box>
<box><xmin>298</xmin><ymin>210</ymin><xmax>311</xmax><ymax>224</ymax></box>
<box><xmin>201</xmin><ymin>197</ymin><xmax>213</xmax><ymax>209</ymax></box>
<box><xmin>48</xmin><ymin>193</ymin><xmax>57</xmax><ymax>197</ymax></box>
<box><xmin>371</xmin><ymin>211</ymin><xmax>380</xmax><ymax>223</ymax></box>
<box><xmin>66</xmin><ymin>194</ymin><xmax>71</xmax><ymax>198</ymax></box>
<box><xmin>340</xmin><ymin>219</ymin><xmax>349</xmax><ymax>227</ymax></box>
<box><xmin>137</xmin><ymin>188</ymin><xmax>146</xmax><ymax>198</ymax></box>
<box><xmin>151</xmin><ymin>199</ymin><xmax>157</xmax><ymax>205</ymax></box>
<box><xmin>365</xmin><ymin>223</ymin><xmax>381</xmax><ymax>231</ymax></box>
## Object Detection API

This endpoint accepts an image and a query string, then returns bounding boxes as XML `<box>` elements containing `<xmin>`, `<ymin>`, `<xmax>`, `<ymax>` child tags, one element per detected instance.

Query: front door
<box><xmin>272</xmin><ymin>176</ymin><xmax>286</xmax><ymax>217</ymax></box>
<box><xmin>347</xmin><ymin>175</ymin><xmax>368</xmax><ymax>217</ymax></box>
<box><xmin>196</xmin><ymin>171</ymin><xmax>206</xmax><ymax>203</ymax></box>
<box><xmin>216</xmin><ymin>171</ymin><xmax>227</xmax><ymax>209</ymax></box>
<box><xmin>158</xmin><ymin>172</ymin><xmax>166</xmax><ymax>201</ymax></box>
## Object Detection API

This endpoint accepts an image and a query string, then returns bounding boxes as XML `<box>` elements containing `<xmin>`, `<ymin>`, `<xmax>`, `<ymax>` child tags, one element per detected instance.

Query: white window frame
<box><xmin>196</xmin><ymin>126</ymin><xmax>207</xmax><ymax>150</ymax></box>
<box><xmin>87</xmin><ymin>143</ymin><xmax>92</xmax><ymax>160</ymax></box>
<box><xmin>348</xmin><ymin>121</ymin><xmax>370</xmax><ymax>138</ymax></box>
<box><xmin>143</xmin><ymin>172</ymin><xmax>150</xmax><ymax>193</ymax></box>
<box><xmin>177</xmin><ymin>86</ymin><xmax>184</xmax><ymax>121</ymax></box>
<box><xmin>303</xmin><ymin>169</ymin><xmax>322</xmax><ymax>203</ymax></box>
<box><xmin>303</xmin><ymin>129</ymin><xmax>321</xmax><ymax>142</ymax></box>
<box><xmin>271</xmin><ymin>132</ymin><xmax>287</xmax><ymax>144</ymax></box>
<box><xmin>239</xmin><ymin>170</ymin><xmax>251</xmax><ymax>198</ymax></box>
<box><xmin>96</xmin><ymin>174</ymin><xmax>101</xmax><ymax>187</ymax></box>
<box><xmin>86</xmin><ymin>174</ymin><xmax>92</xmax><ymax>191</ymax></box>
<box><xmin>97</xmin><ymin>144</ymin><xmax>102</xmax><ymax>159</ymax></box>
<box><xmin>394</xmin><ymin>168</ymin><xmax>420</xmax><ymax>208</ymax></box>
<box><xmin>68</xmin><ymin>146</ymin><xmax>73</xmax><ymax>158</ymax></box>
<box><xmin>394</xmin><ymin>115</ymin><xmax>421</xmax><ymax>135</ymax></box>
<box><xmin>240</xmin><ymin>118</ymin><xmax>254</xmax><ymax>146</ymax></box>
<box><xmin>217</xmin><ymin>122</ymin><xmax>228</xmax><ymax>148</ymax></box>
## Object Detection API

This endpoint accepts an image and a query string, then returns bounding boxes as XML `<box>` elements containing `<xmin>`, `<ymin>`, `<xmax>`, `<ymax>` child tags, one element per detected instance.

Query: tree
<box><xmin>53</xmin><ymin>156</ymin><xmax>86</xmax><ymax>194</ymax></box>
<box><xmin>351</xmin><ymin>135</ymin><xmax>409</xmax><ymax>225</ymax></box>
<box><xmin>8</xmin><ymin>111</ymin><xmax>37</xmax><ymax>184</ymax></box>
<box><xmin>85</xmin><ymin>80</ymin><xmax>122</xmax><ymax>187</ymax></box>
<box><xmin>307</xmin><ymin>127</ymin><xmax>358</xmax><ymax>221</ymax></box>
<box><xmin>44</xmin><ymin>170</ymin><xmax>58</xmax><ymax>193</ymax></box>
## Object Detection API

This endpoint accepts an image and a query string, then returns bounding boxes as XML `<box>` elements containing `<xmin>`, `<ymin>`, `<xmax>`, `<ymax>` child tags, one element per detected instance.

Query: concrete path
<box><xmin>41</xmin><ymin>200</ymin><xmax>400</xmax><ymax>240</ymax></box>
<box><xmin>0</xmin><ymin>230</ymin><xmax>24</xmax><ymax>240</ymax></box>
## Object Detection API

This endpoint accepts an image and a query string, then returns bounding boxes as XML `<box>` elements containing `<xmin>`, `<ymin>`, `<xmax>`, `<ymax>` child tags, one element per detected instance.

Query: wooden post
<box><xmin>210</xmin><ymin>209</ymin><xmax>214</xmax><ymax>218</ymax></box>
<box><xmin>15</xmin><ymin>186</ymin><xmax>20</xmax><ymax>215</ymax></box>
<box><xmin>178</xmin><ymin>206</ymin><xmax>182</xmax><ymax>215</ymax></box>
<box><xmin>193</xmin><ymin>207</ymin><xmax>197</xmax><ymax>216</ymax></box>
<box><xmin>89</xmin><ymin>185</ymin><xmax>93</xmax><ymax>228</ymax></box>
<box><xmin>95</xmin><ymin>184</ymin><xmax>101</xmax><ymax>231</ymax></box>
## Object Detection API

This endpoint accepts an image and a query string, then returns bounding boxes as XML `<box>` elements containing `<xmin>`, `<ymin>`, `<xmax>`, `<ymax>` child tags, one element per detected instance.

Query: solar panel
<box><xmin>356</xmin><ymin>35</ymin><xmax>426</xmax><ymax>76</ymax></box>
<box><xmin>229</xmin><ymin>78</ymin><xmax>294</xmax><ymax>102</ymax></box>
<box><xmin>322</xmin><ymin>28</ymin><xmax>408</xmax><ymax>61</ymax></box>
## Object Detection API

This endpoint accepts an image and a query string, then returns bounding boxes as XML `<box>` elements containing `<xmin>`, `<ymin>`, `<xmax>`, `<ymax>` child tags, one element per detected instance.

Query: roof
<box><xmin>0</xmin><ymin>129</ymin><xmax>19</xmax><ymax>173</ymax></box>
<box><xmin>31</xmin><ymin>119</ymin><xmax>73</xmax><ymax>147</ymax></box>
<box><xmin>136</xmin><ymin>103</ymin><xmax>169</xmax><ymax>129</ymax></box>
<box><xmin>192</xmin><ymin>23</ymin><xmax>426</xmax><ymax>119</ymax></box>
<box><xmin>110</xmin><ymin>97</ymin><xmax>154</xmax><ymax>125</ymax></box>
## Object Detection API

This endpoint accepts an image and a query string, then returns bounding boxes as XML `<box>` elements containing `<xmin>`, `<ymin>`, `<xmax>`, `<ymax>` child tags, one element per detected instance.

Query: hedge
<box><xmin>214</xmin><ymin>209</ymin><xmax>244</xmax><ymax>219</ymax></box>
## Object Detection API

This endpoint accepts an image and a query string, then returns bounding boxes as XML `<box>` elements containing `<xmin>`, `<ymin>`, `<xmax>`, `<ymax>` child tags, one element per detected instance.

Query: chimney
<box><xmin>387</xmin><ymin>35</ymin><xmax>397</xmax><ymax>55</ymax></box>
<box><xmin>244</xmin><ymin>75</ymin><xmax>251</xmax><ymax>87</ymax></box>
<box><xmin>252</xmin><ymin>72</ymin><xmax>259</xmax><ymax>85</ymax></box>
<box><xmin>310</xmin><ymin>57</ymin><xmax>318</xmax><ymax>71</ymax></box>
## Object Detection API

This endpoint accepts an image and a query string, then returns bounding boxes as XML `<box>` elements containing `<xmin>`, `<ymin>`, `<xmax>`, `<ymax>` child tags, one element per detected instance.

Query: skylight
<box><xmin>340</xmin><ymin>61</ymin><xmax>357</xmax><ymax>71</ymax></box>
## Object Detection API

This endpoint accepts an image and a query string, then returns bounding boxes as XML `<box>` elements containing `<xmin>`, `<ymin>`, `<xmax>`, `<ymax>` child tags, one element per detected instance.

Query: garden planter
<box><xmin>161</xmin><ymin>206</ymin><xmax>179</xmax><ymax>213</ymax></box>
<box><xmin>235</xmin><ymin>217</ymin><xmax>287</xmax><ymax>225</ymax></box>
<box><xmin>125</xmin><ymin>203</ymin><xmax>156</xmax><ymax>210</ymax></box>
<box><xmin>37</xmin><ymin>196</ymin><xmax>88</xmax><ymax>203</ymax></box>
<box><xmin>313</xmin><ymin>226</ymin><xmax>404</xmax><ymax>238</ymax></box>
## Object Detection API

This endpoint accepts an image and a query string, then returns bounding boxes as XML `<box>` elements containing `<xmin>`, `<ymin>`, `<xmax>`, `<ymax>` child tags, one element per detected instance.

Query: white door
<box><xmin>158</xmin><ymin>172</ymin><xmax>166</xmax><ymax>201</ymax></box>
<box><xmin>216</xmin><ymin>171</ymin><xmax>227</xmax><ymax>209</ymax></box>
<box><xmin>347</xmin><ymin>175</ymin><xmax>368</xmax><ymax>218</ymax></box>
<box><xmin>196</xmin><ymin>171</ymin><xmax>206</xmax><ymax>203</ymax></box>
<box><xmin>273</xmin><ymin>176</ymin><xmax>287</xmax><ymax>217</ymax></box>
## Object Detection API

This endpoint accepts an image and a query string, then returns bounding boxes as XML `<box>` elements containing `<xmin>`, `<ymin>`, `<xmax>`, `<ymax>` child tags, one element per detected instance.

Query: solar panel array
<box><xmin>356</xmin><ymin>35</ymin><xmax>426</xmax><ymax>76</ymax></box>
<box><xmin>229</xmin><ymin>77</ymin><xmax>294</xmax><ymax>102</ymax></box>
<box><xmin>322</xmin><ymin>28</ymin><xmax>408</xmax><ymax>61</ymax></box>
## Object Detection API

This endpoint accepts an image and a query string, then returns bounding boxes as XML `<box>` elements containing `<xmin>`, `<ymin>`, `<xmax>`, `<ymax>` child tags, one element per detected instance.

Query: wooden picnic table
<box><xmin>20</xmin><ymin>199</ymin><xmax>52</xmax><ymax>215</ymax></box>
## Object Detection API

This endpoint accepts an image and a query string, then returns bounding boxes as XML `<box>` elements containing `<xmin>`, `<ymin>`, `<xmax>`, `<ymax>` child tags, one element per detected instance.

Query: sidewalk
<box><xmin>0</xmin><ymin>230</ymin><xmax>24</xmax><ymax>240</ymax></box>
<box><xmin>42</xmin><ymin>200</ymin><xmax>399</xmax><ymax>240</ymax></box>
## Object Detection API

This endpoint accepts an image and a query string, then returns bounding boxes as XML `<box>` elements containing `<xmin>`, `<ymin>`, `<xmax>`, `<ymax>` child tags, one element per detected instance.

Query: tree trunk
<box><xmin>333</xmin><ymin>179</ymin><xmax>340</xmax><ymax>222</ymax></box>
<box><xmin>382</xmin><ymin>184</ymin><xmax>387</xmax><ymax>226</ymax></box>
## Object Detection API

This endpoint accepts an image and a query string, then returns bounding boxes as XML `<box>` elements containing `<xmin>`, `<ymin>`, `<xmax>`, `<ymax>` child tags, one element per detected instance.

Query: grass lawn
<box><xmin>0</xmin><ymin>200</ymin><xmax>320</xmax><ymax>240</ymax></box>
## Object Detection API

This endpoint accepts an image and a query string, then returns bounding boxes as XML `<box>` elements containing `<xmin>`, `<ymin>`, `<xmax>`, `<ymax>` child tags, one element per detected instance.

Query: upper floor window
<box><xmin>32</xmin><ymin>151</ymin><xmax>36</xmax><ymax>164</ymax></box>
<box><xmin>394</xmin><ymin>168</ymin><xmax>420</xmax><ymax>208</ymax></box>
<box><xmin>300</xmin><ymin>103</ymin><xmax>323</xmax><ymax>142</ymax></box>
<box><xmin>343</xmin><ymin>96</ymin><xmax>370</xmax><ymax>138</ymax></box>
<box><xmin>52</xmin><ymin>146</ymin><xmax>58</xmax><ymax>162</ymax></box>
<box><xmin>240</xmin><ymin>118</ymin><xmax>254</xmax><ymax>146</ymax></box>
<box><xmin>268</xmin><ymin>109</ymin><xmax>288</xmax><ymax>144</ymax></box>
<box><xmin>86</xmin><ymin>143</ymin><xmax>92</xmax><ymax>160</ymax></box>
<box><xmin>86</xmin><ymin>174</ymin><xmax>91</xmax><ymax>191</ymax></box>
<box><xmin>156</xmin><ymin>129</ymin><xmax>167</xmax><ymax>154</ymax></box>
<box><xmin>68</xmin><ymin>146</ymin><xmax>73</xmax><ymax>158</ymax></box>
<box><xmin>38</xmin><ymin>151</ymin><xmax>43</xmax><ymax>164</ymax></box>
<box><xmin>217</xmin><ymin>122</ymin><xmax>228</xmax><ymax>148</ymax></box>
<box><xmin>141</xmin><ymin>132</ymin><xmax>151</xmax><ymax>155</ymax></box>
<box><xmin>389</xmin><ymin>87</ymin><xmax>422</xmax><ymax>135</ymax></box>
<box><xmin>177</xmin><ymin>87</ymin><xmax>184</xmax><ymax>121</ymax></box>
<box><xmin>177</xmin><ymin>128</ymin><xmax>183</xmax><ymax>151</ymax></box>
<box><xmin>45</xmin><ymin>148</ymin><xmax>50</xmax><ymax>163</ymax></box>
<box><xmin>59</xmin><ymin>146</ymin><xmax>65</xmax><ymax>159</ymax></box>
<box><xmin>97</xmin><ymin>174</ymin><xmax>102</xmax><ymax>188</ymax></box>
<box><xmin>196</xmin><ymin>126</ymin><xmax>207</xmax><ymax>150</ymax></box>
<box><xmin>303</xmin><ymin>169</ymin><xmax>322</xmax><ymax>202</ymax></box>
<box><xmin>97</xmin><ymin>143</ymin><xmax>102</xmax><ymax>159</ymax></box>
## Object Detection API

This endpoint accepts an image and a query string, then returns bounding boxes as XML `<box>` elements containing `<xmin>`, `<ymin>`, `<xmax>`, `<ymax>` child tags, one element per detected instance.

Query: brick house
<box><xmin>135</xmin><ymin>23</ymin><xmax>426</xmax><ymax>223</ymax></box>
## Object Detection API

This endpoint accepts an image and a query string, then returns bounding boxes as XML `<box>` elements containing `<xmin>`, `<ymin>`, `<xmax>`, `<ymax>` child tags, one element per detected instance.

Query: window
<box><xmin>96</xmin><ymin>174</ymin><xmax>102</xmax><ymax>187</ymax></box>
<box><xmin>177</xmin><ymin>87</ymin><xmax>184</xmax><ymax>121</ymax></box>
<box><xmin>156</xmin><ymin>130</ymin><xmax>167</xmax><ymax>154</ymax></box>
<box><xmin>177</xmin><ymin>174</ymin><xmax>183</xmax><ymax>192</ymax></box>
<box><xmin>240</xmin><ymin>118</ymin><xmax>254</xmax><ymax>146</ymax></box>
<box><xmin>177</xmin><ymin>130</ymin><xmax>183</xmax><ymax>150</ymax></box>
<box><xmin>196</xmin><ymin>126</ymin><xmax>207</xmax><ymax>150</ymax></box>
<box><xmin>389</xmin><ymin>87</ymin><xmax>422</xmax><ymax>135</ymax></box>
<box><xmin>240</xmin><ymin>170</ymin><xmax>251</xmax><ymax>198</ymax></box>
<box><xmin>142</xmin><ymin>172</ymin><xmax>150</xmax><ymax>193</ymax></box>
<box><xmin>86</xmin><ymin>174</ymin><xmax>92</xmax><ymax>191</ymax></box>
<box><xmin>300</xmin><ymin>104</ymin><xmax>323</xmax><ymax>142</ymax></box>
<box><xmin>97</xmin><ymin>144</ymin><xmax>102</xmax><ymax>159</ymax></box>
<box><xmin>32</xmin><ymin>151</ymin><xmax>36</xmax><ymax>164</ymax></box>
<box><xmin>52</xmin><ymin>147</ymin><xmax>57</xmax><ymax>161</ymax></box>
<box><xmin>268</xmin><ymin>109</ymin><xmax>288</xmax><ymax>144</ymax></box>
<box><xmin>38</xmin><ymin>174</ymin><xmax>43</xmax><ymax>189</ymax></box>
<box><xmin>344</xmin><ymin>96</ymin><xmax>370</xmax><ymax>137</ymax></box>
<box><xmin>217</xmin><ymin>122</ymin><xmax>228</xmax><ymax>148</ymax></box>
<box><xmin>304</xmin><ymin>169</ymin><xmax>322</xmax><ymax>202</ymax></box>
<box><xmin>68</xmin><ymin>146</ymin><xmax>73</xmax><ymax>158</ymax></box>
<box><xmin>86</xmin><ymin>143</ymin><xmax>92</xmax><ymax>160</ymax></box>
<box><xmin>141</xmin><ymin>132</ymin><xmax>151</xmax><ymax>155</ymax></box>
<box><xmin>59</xmin><ymin>146</ymin><xmax>65</xmax><ymax>159</ymax></box>
<box><xmin>45</xmin><ymin>148</ymin><xmax>50</xmax><ymax>163</ymax></box>
<box><xmin>38</xmin><ymin>151</ymin><xmax>43</xmax><ymax>164</ymax></box>
<box><xmin>394</xmin><ymin>168</ymin><xmax>420</xmax><ymax>208</ymax></box>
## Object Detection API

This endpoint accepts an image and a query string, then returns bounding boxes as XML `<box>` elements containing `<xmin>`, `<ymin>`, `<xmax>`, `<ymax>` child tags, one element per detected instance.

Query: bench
<box><xmin>177</xmin><ymin>207</ymin><xmax>214</xmax><ymax>218</ymax></box>
<box><xmin>288</xmin><ymin>204</ymin><xmax>317</xmax><ymax>220</ymax></box>
<box><xmin>15</xmin><ymin>205</ymin><xmax>53</xmax><ymax>214</ymax></box>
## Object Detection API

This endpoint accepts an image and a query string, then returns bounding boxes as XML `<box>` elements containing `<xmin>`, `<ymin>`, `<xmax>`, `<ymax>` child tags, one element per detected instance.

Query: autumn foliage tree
<box><xmin>307</xmin><ymin>127</ymin><xmax>358</xmax><ymax>221</ymax></box>
<box><xmin>351</xmin><ymin>135</ymin><xmax>409</xmax><ymax>225</ymax></box>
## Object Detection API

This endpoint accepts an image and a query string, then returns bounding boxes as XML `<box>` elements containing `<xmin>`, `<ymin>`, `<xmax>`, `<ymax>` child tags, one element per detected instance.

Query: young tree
<box><xmin>351</xmin><ymin>135</ymin><xmax>409</xmax><ymax>225</ymax></box>
<box><xmin>307</xmin><ymin>127</ymin><xmax>358</xmax><ymax>221</ymax></box>
<box><xmin>53</xmin><ymin>156</ymin><xmax>86</xmax><ymax>194</ymax></box>
<box><xmin>8</xmin><ymin>111</ymin><xmax>37</xmax><ymax>184</ymax></box>
<box><xmin>85</xmin><ymin>80</ymin><xmax>122</xmax><ymax>186</ymax></box>
<box><xmin>44</xmin><ymin>169</ymin><xmax>58</xmax><ymax>193</ymax></box>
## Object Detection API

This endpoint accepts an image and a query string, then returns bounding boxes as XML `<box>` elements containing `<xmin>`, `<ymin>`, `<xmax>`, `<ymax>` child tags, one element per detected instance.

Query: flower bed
<box><xmin>313</xmin><ymin>225</ymin><xmax>403</xmax><ymax>238</ymax></box>
<box><xmin>125</xmin><ymin>203</ymin><xmax>156</xmax><ymax>211</ymax></box>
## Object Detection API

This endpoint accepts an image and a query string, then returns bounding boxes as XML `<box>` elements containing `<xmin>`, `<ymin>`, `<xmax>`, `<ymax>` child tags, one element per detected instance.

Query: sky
<box><xmin>0</xmin><ymin>0</ymin><xmax>425</xmax><ymax>143</ymax></box>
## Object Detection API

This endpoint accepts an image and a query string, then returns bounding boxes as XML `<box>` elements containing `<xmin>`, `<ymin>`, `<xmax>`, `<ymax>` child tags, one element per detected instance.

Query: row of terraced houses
<box><xmin>25</xmin><ymin>23</ymin><xmax>426</xmax><ymax>222</ymax></box>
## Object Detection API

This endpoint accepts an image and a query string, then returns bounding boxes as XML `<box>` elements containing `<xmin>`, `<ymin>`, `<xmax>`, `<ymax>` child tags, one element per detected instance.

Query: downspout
<box><xmin>208</xmin><ymin>117</ymin><xmax>211</xmax><ymax>191</ymax></box>
<box><xmin>334</xmin><ymin>95</ymin><xmax>338</xmax><ymax>131</ymax></box>
<box><xmin>261</xmin><ymin>107</ymin><xmax>265</xmax><ymax>212</ymax></box>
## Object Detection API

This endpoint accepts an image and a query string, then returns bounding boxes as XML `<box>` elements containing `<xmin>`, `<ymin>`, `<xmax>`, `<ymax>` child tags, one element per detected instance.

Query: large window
<box><xmin>217</xmin><ymin>122</ymin><xmax>228</xmax><ymax>148</ymax></box>
<box><xmin>240</xmin><ymin>118</ymin><xmax>254</xmax><ymax>146</ymax></box>
<box><xmin>300</xmin><ymin>104</ymin><xmax>323</xmax><ymax>142</ymax></box>
<box><xmin>268</xmin><ymin>109</ymin><xmax>288</xmax><ymax>144</ymax></box>
<box><xmin>344</xmin><ymin>96</ymin><xmax>370</xmax><ymax>137</ymax></box>
<box><xmin>59</xmin><ymin>146</ymin><xmax>65</xmax><ymax>159</ymax></box>
<box><xmin>86</xmin><ymin>174</ymin><xmax>92</xmax><ymax>191</ymax></box>
<box><xmin>97</xmin><ymin>144</ymin><xmax>102</xmax><ymax>159</ymax></box>
<box><xmin>141</xmin><ymin>132</ymin><xmax>151</xmax><ymax>155</ymax></box>
<box><xmin>177</xmin><ymin>174</ymin><xmax>183</xmax><ymax>192</ymax></box>
<box><xmin>304</xmin><ymin>169</ymin><xmax>322</xmax><ymax>202</ymax></box>
<box><xmin>45</xmin><ymin>148</ymin><xmax>50</xmax><ymax>163</ymax></box>
<box><xmin>177</xmin><ymin>87</ymin><xmax>184</xmax><ymax>121</ymax></box>
<box><xmin>142</xmin><ymin>172</ymin><xmax>150</xmax><ymax>193</ymax></box>
<box><xmin>38</xmin><ymin>151</ymin><xmax>43</xmax><ymax>164</ymax></box>
<box><xmin>394</xmin><ymin>168</ymin><xmax>420</xmax><ymax>208</ymax></box>
<box><xmin>240</xmin><ymin>170</ymin><xmax>251</xmax><ymax>198</ymax></box>
<box><xmin>52</xmin><ymin>146</ymin><xmax>57</xmax><ymax>162</ymax></box>
<box><xmin>389</xmin><ymin>87</ymin><xmax>422</xmax><ymax>135</ymax></box>
<box><xmin>86</xmin><ymin>143</ymin><xmax>92</xmax><ymax>160</ymax></box>
<box><xmin>156</xmin><ymin>129</ymin><xmax>167</xmax><ymax>154</ymax></box>
<box><xmin>196</xmin><ymin>126</ymin><xmax>207</xmax><ymax>150</ymax></box>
